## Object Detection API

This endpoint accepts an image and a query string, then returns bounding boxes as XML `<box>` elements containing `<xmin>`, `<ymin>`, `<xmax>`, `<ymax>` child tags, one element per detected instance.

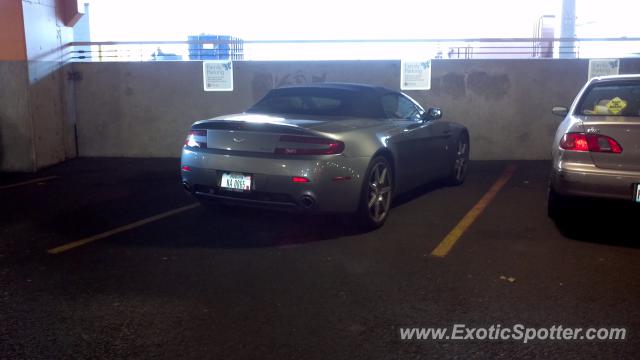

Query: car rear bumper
<box><xmin>192</xmin><ymin>186</ymin><xmax>303</xmax><ymax>211</ymax></box>
<box><xmin>180</xmin><ymin>148</ymin><xmax>370</xmax><ymax>213</ymax></box>
<box><xmin>551</xmin><ymin>162</ymin><xmax>640</xmax><ymax>201</ymax></box>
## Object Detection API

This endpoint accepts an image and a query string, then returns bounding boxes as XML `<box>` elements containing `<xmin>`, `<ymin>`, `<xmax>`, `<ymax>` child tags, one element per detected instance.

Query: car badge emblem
<box><xmin>586</xmin><ymin>127</ymin><xmax>600</xmax><ymax>134</ymax></box>
<box><xmin>233</xmin><ymin>137</ymin><xmax>246</xmax><ymax>143</ymax></box>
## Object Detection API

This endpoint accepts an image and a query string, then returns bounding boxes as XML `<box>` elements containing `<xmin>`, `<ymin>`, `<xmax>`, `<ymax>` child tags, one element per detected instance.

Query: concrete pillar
<box><xmin>0</xmin><ymin>0</ymin><xmax>35</xmax><ymax>171</ymax></box>
<box><xmin>0</xmin><ymin>0</ymin><xmax>77</xmax><ymax>172</ymax></box>
<box><xmin>559</xmin><ymin>0</ymin><xmax>576</xmax><ymax>59</ymax></box>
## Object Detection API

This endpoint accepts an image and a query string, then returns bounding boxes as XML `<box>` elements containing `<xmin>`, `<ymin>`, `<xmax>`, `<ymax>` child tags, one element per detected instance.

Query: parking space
<box><xmin>4</xmin><ymin>1</ymin><xmax>640</xmax><ymax>359</ymax></box>
<box><xmin>1</xmin><ymin>158</ymin><xmax>638</xmax><ymax>359</ymax></box>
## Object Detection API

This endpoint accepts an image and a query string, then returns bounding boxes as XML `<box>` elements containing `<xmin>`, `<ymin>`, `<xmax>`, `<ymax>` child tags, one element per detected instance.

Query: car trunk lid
<box><xmin>580</xmin><ymin>116</ymin><xmax>640</xmax><ymax>172</ymax></box>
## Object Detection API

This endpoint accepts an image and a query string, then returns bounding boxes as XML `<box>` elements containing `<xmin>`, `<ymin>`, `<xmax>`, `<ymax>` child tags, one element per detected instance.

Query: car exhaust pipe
<box><xmin>182</xmin><ymin>181</ymin><xmax>192</xmax><ymax>193</ymax></box>
<box><xmin>299</xmin><ymin>195</ymin><xmax>316</xmax><ymax>209</ymax></box>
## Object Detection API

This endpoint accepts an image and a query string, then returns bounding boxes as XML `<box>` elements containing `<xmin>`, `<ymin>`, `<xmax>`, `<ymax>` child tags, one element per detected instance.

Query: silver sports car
<box><xmin>549</xmin><ymin>74</ymin><xmax>640</xmax><ymax>219</ymax></box>
<box><xmin>181</xmin><ymin>83</ymin><xmax>470</xmax><ymax>229</ymax></box>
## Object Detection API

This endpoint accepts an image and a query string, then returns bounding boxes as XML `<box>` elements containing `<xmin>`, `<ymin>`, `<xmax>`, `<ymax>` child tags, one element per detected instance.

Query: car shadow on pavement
<box><xmin>553</xmin><ymin>201</ymin><xmax>640</xmax><ymax>249</ymax></box>
<box><xmin>146</xmin><ymin>180</ymin><xmax>451</xmax><ymax>249</ymax></box>
<box><xmin>391</xmin><ymin>181</ymin><xmax>442</xmax><ymax>208</ymax></box>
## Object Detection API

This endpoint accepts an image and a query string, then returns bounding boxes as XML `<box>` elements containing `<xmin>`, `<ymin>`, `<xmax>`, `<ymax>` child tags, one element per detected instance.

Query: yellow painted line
<box><xmin>47</xmin><ymin>203</ymin><xmax>200</xmax><ymax>254</ymax></box>
<box><xmin>430</xmin><ymin>164</ymin><xmax>517</xmax><ymax>258</ymax></box>
<box><xmin>0</xmin><ymin>176</ymin><xmax>59</xmax><ymax>190</ymax></box>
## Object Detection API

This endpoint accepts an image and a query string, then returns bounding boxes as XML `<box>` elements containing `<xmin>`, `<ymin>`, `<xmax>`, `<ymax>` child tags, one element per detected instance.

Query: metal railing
<box><xmin>62</xmin><ymin>37</ymin><xmax>640</xmax><ymax>62</ymax></box>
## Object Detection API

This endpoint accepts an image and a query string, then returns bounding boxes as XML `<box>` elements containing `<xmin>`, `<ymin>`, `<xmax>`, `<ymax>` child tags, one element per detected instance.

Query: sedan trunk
<box><xmin>581</xmin><ymin>116</ymin><xmax>640</xmax><ymax>172</ymax></box>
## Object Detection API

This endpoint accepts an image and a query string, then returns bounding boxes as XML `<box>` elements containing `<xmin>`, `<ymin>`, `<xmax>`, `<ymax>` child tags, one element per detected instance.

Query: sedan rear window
<box><xmin>578</xmin><ymin>82</ymin><xmax>640</xmax><ymax>117</ymax></box>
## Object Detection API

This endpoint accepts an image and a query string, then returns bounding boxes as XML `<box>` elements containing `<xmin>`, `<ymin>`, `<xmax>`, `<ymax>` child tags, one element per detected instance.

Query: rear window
<box><xmin>251</xmin><ymin>95</ymin><xmax>343</xmax><ymax>115</ymax></box>
<box><xmin>247</xmin><ymin>87</ymin><xmax>385</xmax><ymax>118</ymax></box>
<box><xmin>578</xmin><ymin>82</ymin><xmax>640</xmax><ymax>117</ymax></box>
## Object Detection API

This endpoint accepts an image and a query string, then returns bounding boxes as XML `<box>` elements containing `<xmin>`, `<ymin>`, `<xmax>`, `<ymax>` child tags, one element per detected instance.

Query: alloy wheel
<box><xmin>367</xmin><ymin>162</ymin><xmax>392</xmax><ymax>223</ymax></box>
<box><xmin>453</xmin><ymin>140</ymin><xmax>468</xmax><ymax>182</ymax></box>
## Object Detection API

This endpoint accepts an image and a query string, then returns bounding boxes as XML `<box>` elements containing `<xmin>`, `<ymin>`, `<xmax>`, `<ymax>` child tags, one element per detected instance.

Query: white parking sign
<box><xmin>203</xmin><ymin>60</ymin><xmax>233</xmax><ymax>91</ymax></box>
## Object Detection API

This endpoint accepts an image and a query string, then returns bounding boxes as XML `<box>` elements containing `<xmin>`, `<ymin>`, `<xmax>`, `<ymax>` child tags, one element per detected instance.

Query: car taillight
<box><xmin>291</xmin><ymin>176</ymin><xmax>310</xmax><ymax>183</ymax></box>
<box><xmin>560</xmin><ymin>133</ymin><xmax>589</xmax><ymax>151</ymax></box>
<box><xmin>274</xmin><ymin>135</ymin><xmax>345</xmax><ymax>155</ymax></box>
<box><xmin>560</xmin><ymin>133</ymin><xmax>622</xmax><ymax>153</ymax></box>
<box><xmin>184</xmin><ymin>130</ymin><xmax>207</xmax><ymax>148</ymax></box>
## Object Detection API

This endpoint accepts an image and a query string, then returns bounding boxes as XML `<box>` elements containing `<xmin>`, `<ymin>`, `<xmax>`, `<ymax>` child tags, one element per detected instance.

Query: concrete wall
<box><xmin>72</xmin><ymin>58</ymin><xmax>640</xmax><ymax>160</ymax></box>
<box><xmin>418</xmin><ymin>60</ymin><xmax>586</xmax><ymax>160</ymax></box>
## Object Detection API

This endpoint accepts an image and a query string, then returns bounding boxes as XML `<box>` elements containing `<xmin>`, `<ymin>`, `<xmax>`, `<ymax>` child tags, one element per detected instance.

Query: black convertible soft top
<box><xmin>248</xmin><ymin>83</ymin><xmax>395</xmax><ymax>119</ymax></box>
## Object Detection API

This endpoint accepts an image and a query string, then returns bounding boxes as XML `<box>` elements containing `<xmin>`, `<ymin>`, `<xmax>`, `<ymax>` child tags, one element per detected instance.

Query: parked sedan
<box><xmin>548</xmin><ymin>74</ymin><xmax>640</xmax><ymax>219</ymax></box>
<box><xmin>181</xmin><ymin>83</ymin><xmax>470</xmax><ymax>229</ymax></box>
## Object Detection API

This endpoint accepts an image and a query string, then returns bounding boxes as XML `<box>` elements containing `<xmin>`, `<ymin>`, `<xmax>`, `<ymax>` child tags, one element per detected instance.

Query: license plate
<box><xmin>220</xmin><ymin>172</ymin><xmax>252</xmax><ymax>191</ymax></box>
<box><xmin>635</xmin><ymin>184</ymin><xmax>640</xmax><ymax>203</ymax></box>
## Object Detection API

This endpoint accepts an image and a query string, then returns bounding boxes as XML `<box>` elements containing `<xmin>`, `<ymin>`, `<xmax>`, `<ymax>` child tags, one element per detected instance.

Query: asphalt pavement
<box><xmin>1</xmin><ymin>158</ymin><xmax>638</xmax><ymax>359</ymax></box>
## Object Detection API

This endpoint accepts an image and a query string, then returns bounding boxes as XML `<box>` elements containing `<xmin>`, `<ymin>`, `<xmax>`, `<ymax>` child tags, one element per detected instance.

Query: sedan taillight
<box><xmin>274</xmin><ymin>135</ymin><xmax>345</xmax><ymax>155</ymax></box>
<box><xmin>560</xmin><ymin>133</ymin><xmax>622</xmax><ymax>153</ymax></box>
<box><xmin>185</xmin><ymin>130</ymin><xmax>207</xmax><ymax>148</ymax></box>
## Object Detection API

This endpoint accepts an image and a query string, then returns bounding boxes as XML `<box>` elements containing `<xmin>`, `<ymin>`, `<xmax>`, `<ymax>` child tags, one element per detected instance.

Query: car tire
<box><xmin>446</xmin><ymin>133</ymin><xmax>470</xmax><ymax>186</ymax></box>
<box><xmin>356</xmin><ymin>156</ymin><xmax>393</xmax><ymax>231</ymax></box>
<box><xmin>547</xmin><ymin>187</ymin><xmax>569</xmax><ymax>221</ymax></box>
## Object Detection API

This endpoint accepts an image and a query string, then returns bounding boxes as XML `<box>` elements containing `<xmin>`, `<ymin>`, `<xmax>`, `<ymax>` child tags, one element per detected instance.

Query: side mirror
<box><xmin>422</xmin><ymin>107</ymin><xmax>443</xmax><ymax>121</ymax></box>
<box><xmin>551</xmin><ymin>106</ymin><xmax>568</xmax><ymax>117</ymax></box>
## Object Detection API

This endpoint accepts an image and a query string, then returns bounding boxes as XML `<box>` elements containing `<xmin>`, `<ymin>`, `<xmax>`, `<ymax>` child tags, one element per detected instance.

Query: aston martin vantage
<box><xmin>181</xmin><ymin>83</ymin><xmax>470</xmax><ymax>229</ymax></box>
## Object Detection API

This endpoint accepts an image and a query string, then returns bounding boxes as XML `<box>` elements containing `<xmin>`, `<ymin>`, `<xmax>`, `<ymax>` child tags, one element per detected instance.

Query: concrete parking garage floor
<box><xmin>1</xmin><ymin>159</ymin><xmax>639</xmax><ymax>359</ymax></box>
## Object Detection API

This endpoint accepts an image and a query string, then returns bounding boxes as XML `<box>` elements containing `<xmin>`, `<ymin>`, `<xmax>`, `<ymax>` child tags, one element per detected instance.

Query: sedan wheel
<box><xmin>358</xmin><ymin>157</ymin><xmax>393</xmax><ymax>230</ymax></box>
<box><xmin>448</xmin><ymin>135</ymin><xmax>469</xmax><ymax>185</ymax></box>
<box><xmin>547</xmin><ymin>187</ymin><xmax>571</xmax><ymax>222</ymax></box>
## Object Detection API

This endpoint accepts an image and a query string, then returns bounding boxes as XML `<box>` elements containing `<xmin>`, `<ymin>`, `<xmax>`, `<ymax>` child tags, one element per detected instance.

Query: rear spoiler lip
<box><xmin>190</xmin><ymin>113</ymin><xmax>342</xmax><ymax>140</ymax></box>
<box><xmin>192</xmin><ymin>112</ymin><xmax>319</xmax><ymax>127</ymax></box>
<box><xmin>190</xmin><ymin>120</ymin><xmax>315</xmax><ymax>136</ymax></box>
